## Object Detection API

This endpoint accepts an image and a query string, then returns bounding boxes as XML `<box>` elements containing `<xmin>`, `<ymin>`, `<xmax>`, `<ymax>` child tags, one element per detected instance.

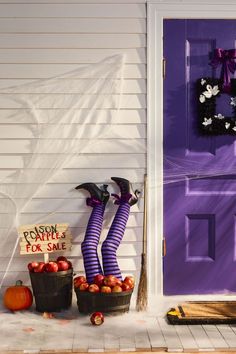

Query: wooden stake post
<box><xmin>18</xmin><ymin>223</ymin><xmax>72</xmax><ymax>261</ymax></box>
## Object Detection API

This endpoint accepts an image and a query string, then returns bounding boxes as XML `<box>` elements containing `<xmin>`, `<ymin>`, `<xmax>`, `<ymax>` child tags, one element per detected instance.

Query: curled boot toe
<box><xmin>111</xmin><ymin>177</ymin><xmax>140</xmax><ymax>206</ymax></box>
<box><xmin>75</xmin><ymin>182</ymin><xmax>110</xmax><ymax>203</ymax></box>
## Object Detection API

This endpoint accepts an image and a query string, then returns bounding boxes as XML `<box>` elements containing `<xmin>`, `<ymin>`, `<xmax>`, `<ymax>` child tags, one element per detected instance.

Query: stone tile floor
<box><xmin>1</xmin><ymin>298</ymin><xmax>236</xmax><ymax>353</ymax></box>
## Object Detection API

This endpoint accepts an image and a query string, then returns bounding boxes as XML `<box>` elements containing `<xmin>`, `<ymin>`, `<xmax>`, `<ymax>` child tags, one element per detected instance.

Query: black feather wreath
<box><xmin>197</xmin><ymin>77</ymin><xmax>236</xmax><ymax>135</ymax></box>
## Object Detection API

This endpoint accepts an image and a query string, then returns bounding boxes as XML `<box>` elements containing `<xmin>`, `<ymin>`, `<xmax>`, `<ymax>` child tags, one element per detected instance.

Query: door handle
<box><xmin>162</xmin><ymin>237</ymin><xmax>166</xmax><ymax>257</ymax></box>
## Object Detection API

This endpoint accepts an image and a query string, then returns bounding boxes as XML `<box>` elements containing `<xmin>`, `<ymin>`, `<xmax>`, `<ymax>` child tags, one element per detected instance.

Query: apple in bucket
<box><xmin>28</xmin><ymin>256</ymin><xmax>72</xmax><ymax>273</ymax></box>
<box><xmin>45</xmin><ymin>261</ymin><xmax>58</xmax><ymax>272</ymax></box>
<box><xmin>121</xmin><ymin>283</ymin><xmax>131</xmax><ymax>291</ymax></box>
<box><xmin>100</xmin><ymin>286</ymin><xmax>112</xmax><ymax>293</ymax></box>
<box><xmin>34</xmin><ymin>262</ymin><xmax>46</xmax><ymax>273</ymax></box>
<box><xmin>103</xmin><ymin>275</ymin><xmax>118</xmax><ymax>287</ymax></box>
<box><xmin>74</xmin><ymin>276</ymin><xmax>87</xmax><ymax>288</ymax></box>
<box><xmin>74</xmin><ymin>273</ymin><xmax>135</xmax><ymax>292</ymax></box>
<box><xmin>79</xmin><ymin>282</ymin><xmax>89</xmax><ymax>291</ymax></box>
<box><xmin>123</xmin><ymin>276</ymin><xmax>135</xmax><ymax>289</ymax></box>
<box><xmin>27</xmin><ymin>261</ymin><xmax>39</xmax><ymax>272</ymax></box>
<box><xmin>88</xmin><ymin>284</ymin><xmax>100</xmax><ymax>293</ymax></box>
<box><xmin>112</xmin><ymin>285</ymin><xmax>123</xmax><ymax>292</ymax></box>
<box><xmin>56</xmin><ymin>256</ymin><xmax>68</xmax><ymax>262</ymax></box>
<box><xmin>94</xmin><ymin>274</ymin><xmax>105</xmax><ymax>287</ymax></box>
<box><xmin>57</xmin><ymin>260</ymin><xmax>70</xmax><ymax>271</ymax></box>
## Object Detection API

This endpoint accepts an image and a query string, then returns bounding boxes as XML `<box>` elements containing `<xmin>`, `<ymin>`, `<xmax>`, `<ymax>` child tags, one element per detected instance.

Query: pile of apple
<box><xmin>27</xmin><ymin>256</ymin><xmax>72</xmax><ymax>273</ymax></box>
<box><xmin>74</xmin><ymin>274</ymin><xmax>134</xmax><ymax>293</ymax></box>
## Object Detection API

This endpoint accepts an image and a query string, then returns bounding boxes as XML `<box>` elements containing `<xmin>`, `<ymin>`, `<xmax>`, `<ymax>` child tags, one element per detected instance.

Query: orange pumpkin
<box><xmin>3</xmin><ymin>280</ymin><xmax>33</xmax><ymax>311</ymax></box>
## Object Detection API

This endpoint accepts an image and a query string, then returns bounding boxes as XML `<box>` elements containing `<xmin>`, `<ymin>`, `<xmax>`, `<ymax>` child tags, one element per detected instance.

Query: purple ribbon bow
<box><xmin>111</xmin><ymin>193</ymin><xmax>132</xmax><ymax>205</ymax></box>
<box><xmin>86</xmin><ymin>197</ymin><xmax>102</xmax><ymax>207</ymax></box>
<box><xmin>211</xmin><ymin>48</ymin><xmax>236</xmax><ymax>93</ymax></box>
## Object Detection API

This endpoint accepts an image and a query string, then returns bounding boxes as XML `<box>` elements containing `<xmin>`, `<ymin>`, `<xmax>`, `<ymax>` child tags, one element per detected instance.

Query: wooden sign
<box><xmin>18</xmin><ymin>223</ymin><xmax>72</xmax><ymax>255</ymax></box>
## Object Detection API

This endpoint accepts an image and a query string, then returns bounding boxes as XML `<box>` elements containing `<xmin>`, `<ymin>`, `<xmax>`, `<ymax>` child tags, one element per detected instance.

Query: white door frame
<box><xmin>147</xmin><ymin>0</ymin><xmax>236</xmax><ymax>311</ymax></box>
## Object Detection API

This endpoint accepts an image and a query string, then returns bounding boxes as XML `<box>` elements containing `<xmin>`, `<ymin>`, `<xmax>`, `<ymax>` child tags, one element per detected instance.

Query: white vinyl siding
<box><xmin>0</xmin><ymin>1</ymin><xmax>146</xmax><ymax>290</ymax></box>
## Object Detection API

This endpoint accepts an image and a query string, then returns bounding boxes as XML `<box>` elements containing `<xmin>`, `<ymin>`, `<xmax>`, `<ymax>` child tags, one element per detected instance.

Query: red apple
<box><xmin>67</xmin><ymin>260</ymin><xmax>72</xmax><ymax>269</ymax></box>
<box><xmin>121</xmin><ymin>282</ymin><xmax>131</xmax><ymax>291</ymax></box>
<box><xmin>103</xmin><ymin>275</ymin><xmax>117</xmax><ymax>288</ymax></box>
<box><xmin>56</xmin><ymin>256</ymin><xmax>68</xmax><ymax>262</ymax></box>
<box><xmin>94</xmin><ymin>274</ymin><xmax>105</xmax><ymax>287</ymax></box>
<box><xmin>34</xmin><ymin>262</ymin><xmax>46</xmax><ymax>273</ymax></box>
<box><xmin>27</xmin><ymin>261</ymin><xmax>39</xmax><ymax>272</ymax></box>
<box><xmin>74</xmin><ymin>275</ymin><xmax>87</xmax><ymax>288</ymax></box>
<box><xmin>100</xmin><ymin>285</ymin><xmax>112</xmax><ymax>293</ymax></box>
<box><xmin>79</xmin><ymin>282</ymin><xmax>89</xmax><ymax>291</ymax></box>
<box><xmin>112</xmin><ymin>285</ymin><xmax>123</xmax><ymax>293</ymax></box>
<box><xmin>123</xmin><ymin>276</ymin><xmax>135</xmax><ymax>289</ymax></box>
<box><xmin>45</xmin><ymin>261</ymin><xmax>58</xmax><ymax>273</ymax></box>
<box><xmin>90</xmin><ymin>312</ymin><xmax>104</xmax><ymax>326</ymax></box>
<box><xmin>88</xmin><ymin>284</ymin><xmax>100</xmax><ymax>293</ymax></box>
<box><xmin>115</xmin><ymin>278</ymin><xmax>122</xmax><ymax>287</ymax></box>
<box><xmin>57</xmin><ymin>260</ymin><xmax>69</xmax><ymax>271</ymax></box>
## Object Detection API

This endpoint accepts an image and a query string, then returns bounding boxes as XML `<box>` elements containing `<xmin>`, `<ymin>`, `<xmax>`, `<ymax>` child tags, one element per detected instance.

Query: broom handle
<box><xmin>143</xmin><ymin>174</ymin><xmax>147</xmax><ymax>255</ymax></box>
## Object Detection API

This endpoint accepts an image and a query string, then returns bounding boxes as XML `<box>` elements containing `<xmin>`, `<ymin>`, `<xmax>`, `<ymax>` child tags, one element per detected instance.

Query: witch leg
<box><xmin>101</xmin><ymin>177</ymin><xmax>140</xmax><ymax>280</ymax></box>
<box><xmin>75</xmin><ymin>183</ymin><xmax>109</xmax><ymax>284</ymax></box>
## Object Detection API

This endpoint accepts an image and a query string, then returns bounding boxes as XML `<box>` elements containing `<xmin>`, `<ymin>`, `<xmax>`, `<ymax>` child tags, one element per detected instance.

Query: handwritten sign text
<box><xmin>18</xmin><ymin>223</ymin><xmax>72</xmax><ymax>255</ymax></box>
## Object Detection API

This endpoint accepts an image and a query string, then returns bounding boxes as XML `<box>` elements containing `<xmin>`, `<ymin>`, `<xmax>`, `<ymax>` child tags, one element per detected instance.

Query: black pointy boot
<box><xmin>75</xmin><ymin>183</ymin><xmax>110</xmax><ymax>204</ymax></box>
<box><xmin>111</xmin><ymin>177</ymin><xmax>140</xmax><ymax>206</ymax></box>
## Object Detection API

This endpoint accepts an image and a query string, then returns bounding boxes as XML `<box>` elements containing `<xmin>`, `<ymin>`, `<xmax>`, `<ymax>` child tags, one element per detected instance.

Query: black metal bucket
<box><xmin>74</xmin><ymin>288</ymin><xmax>133</xmax><ymax>315</ymax></box>
<box><xmin>30</xmin><ymin>269</ymin><xmax>73</xmax><ymax>312</ymax></box>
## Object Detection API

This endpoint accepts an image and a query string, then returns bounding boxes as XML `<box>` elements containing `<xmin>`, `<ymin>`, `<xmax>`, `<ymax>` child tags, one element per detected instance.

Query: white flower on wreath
<box><xmin>214</xmin><ymin>113</ymin><xmax>225</xmax><ymax>119</ymax></box>
<box><xmin>202</xmin><ymin>117</ymin><xmax>212</xmax><ymax>126</ymax></box>
<box><xmin>199</xmin><ymin>94</ymin><xmax>206</xmax><ymax>103</ymax></box>
<box><xmin>230</xmin><ymin>97</ymin><xmax>236</xmax><ymax>106</ymax></box>
<box><xmin>232</xmin><ymin>126</ymin><xmax>236</xmax><ymax>132</ymax></box>
<box><xmin>201</xmin><ymin>78</ymin><xmax>206</xmax><ymax>85</ymax></box>
<box><xmin>199</xmin><ymin>84</ymin><xmax>220</xmax><ymax>103</ymax></box>
<box><xmin>225</xmin><ymin>122</ymin><xmax>231</xmax><ymax>129</ymax></box>
<box><xmin>204</xmin><ymin>84</ymin><xmax>220</xmax><ymax>98</ymax></box>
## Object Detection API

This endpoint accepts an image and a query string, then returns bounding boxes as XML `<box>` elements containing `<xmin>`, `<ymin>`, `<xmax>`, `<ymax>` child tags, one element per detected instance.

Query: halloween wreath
<box><xmin>198</xmin><ymin>77</ymin><xmax>236</xmax><ymax>135</ymax></box>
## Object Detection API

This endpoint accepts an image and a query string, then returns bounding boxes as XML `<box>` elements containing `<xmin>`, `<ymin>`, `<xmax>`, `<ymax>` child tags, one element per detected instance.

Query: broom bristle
<box><xmin>136</xmin><ymin>253</ymin><xmax>147</xmax><ymax>311</ymax></box>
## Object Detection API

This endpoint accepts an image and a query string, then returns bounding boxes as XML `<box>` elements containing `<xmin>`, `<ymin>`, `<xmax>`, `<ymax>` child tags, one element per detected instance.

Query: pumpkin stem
<box><xmin>16</xmin><ymin>280</ymin><xmax>23</xmax><ymax>286</ymax></box>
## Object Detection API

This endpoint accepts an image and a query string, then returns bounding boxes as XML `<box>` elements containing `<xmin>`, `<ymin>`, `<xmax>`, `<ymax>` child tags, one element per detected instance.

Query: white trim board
<box><xmin>147</xmin><ymin>0</ymin><xmax>236</xmax><ymax>310</ymax></box>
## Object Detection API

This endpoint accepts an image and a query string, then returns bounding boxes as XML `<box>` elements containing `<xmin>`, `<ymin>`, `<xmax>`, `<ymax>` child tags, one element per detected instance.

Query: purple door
<box><xmin>164</xmin><ymin>19</ymin><xmax>236</xmax><ymax>295</ymax></box>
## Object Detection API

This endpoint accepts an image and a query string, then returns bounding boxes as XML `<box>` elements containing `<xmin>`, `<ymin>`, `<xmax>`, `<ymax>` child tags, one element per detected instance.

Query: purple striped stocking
<box><xmin>101</xmin><ymin>194</ymin><xmax>131</xmax><ymax>280</ymax></box>
<box><xmin>81</xmin><ymin>197</ymin><xmax>104</xmax><ymax>284</ymax></box>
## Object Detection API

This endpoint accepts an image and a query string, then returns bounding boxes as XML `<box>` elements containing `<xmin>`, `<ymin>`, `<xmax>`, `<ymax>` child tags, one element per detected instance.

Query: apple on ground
<box><xmin>45</xmin><ymin>261</ymin><xmax>58</xmax><ymax>272</ymax></box>
<box><xmin>74</xmin><ymin>275</ymin><xmax>87</xmax><ymax>288</ymax></box>
<box><xmin>88</xmin><ymin>284</ymin><xmax>100</xmax><ymax>293</ymax></box>
<box><xmin>57</xmin><ymin>260</ymin><xmax>70</xmax><ymax>271</ymax></box>
<box><xmin>100</xmin><ymin>285</ymin><xmax>112</xmax><ymax>293</ymax></box>
<box><xmin>103</xmin><ymin>275</ymin><xmax>117</xmax><ymax>288</ymax></box>
<box><xmin>123</xmin><ymin>276</ymin><xmax>135</xmax><ymax>289</ymax></box>
<box><xmin>93</xmin><ymin>274</ymin><xmax>105</xmax><ymax>287</ymax></box>
<box><xmin>27</xmin><ymin>261</ymin><xmax>39</xmax><ymax>272</ymax></box>
<box><xmin>34</xmin><ymin>262</ymin><xmax>46</xmax><ymax>273</ymax></box>
<box><xmin>112</xmin><ymin>285</ymin><xmax>123</xmax><ymax>293</ymax></box>
<box><xmin>121</xmin><ymin>282</ymin><xmax>131</xmax><ymax>291</ymax></box>
<box><xmin>90</xmin><ymin>312</ymin><xmax>104</xmax><ymax>326</ymax></box>
<box><xmin>79</xmin><ymin>282</ymin><xmax>89</xmax><ymax>291</ymax></box>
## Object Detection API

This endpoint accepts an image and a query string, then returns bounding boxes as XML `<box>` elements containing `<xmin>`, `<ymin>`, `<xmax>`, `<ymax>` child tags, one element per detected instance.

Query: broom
<box><xmin>136</xmin><ymin>173</ymin><xmax>148</xmax><ymax>311</ymax></box>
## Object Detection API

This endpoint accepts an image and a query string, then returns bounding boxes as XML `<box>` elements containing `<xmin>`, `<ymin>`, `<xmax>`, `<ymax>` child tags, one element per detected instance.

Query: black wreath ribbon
<box><xmin>197</xmin><ymin>77</ymin><xmax>236</xmax><ymax>135</ymax></box>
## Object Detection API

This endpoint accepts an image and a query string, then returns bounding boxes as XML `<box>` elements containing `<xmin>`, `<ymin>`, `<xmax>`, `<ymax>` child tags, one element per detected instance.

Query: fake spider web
<box><xmin>0</xmin><ymin>53</ymin><xmax>235</xmax><ymax>289</ymax></box>
<box><xmin>0</xmin><ymin>55</ymin><xmax>129</xmax><ymax>287</ymax></box>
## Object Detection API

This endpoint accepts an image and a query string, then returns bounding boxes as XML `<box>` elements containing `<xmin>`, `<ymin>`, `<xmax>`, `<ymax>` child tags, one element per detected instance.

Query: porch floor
<box><xmin>1</xmin><ymin>300</ymin><xmax>236</xmax><ymax>353</ymax></box>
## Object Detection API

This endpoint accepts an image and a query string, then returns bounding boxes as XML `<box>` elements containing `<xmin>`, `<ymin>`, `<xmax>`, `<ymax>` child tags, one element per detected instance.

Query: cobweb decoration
<box><xmin>0</xmin><ymin>54</ymin><xmax>125</xmax><ymax>287</ymax></box>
